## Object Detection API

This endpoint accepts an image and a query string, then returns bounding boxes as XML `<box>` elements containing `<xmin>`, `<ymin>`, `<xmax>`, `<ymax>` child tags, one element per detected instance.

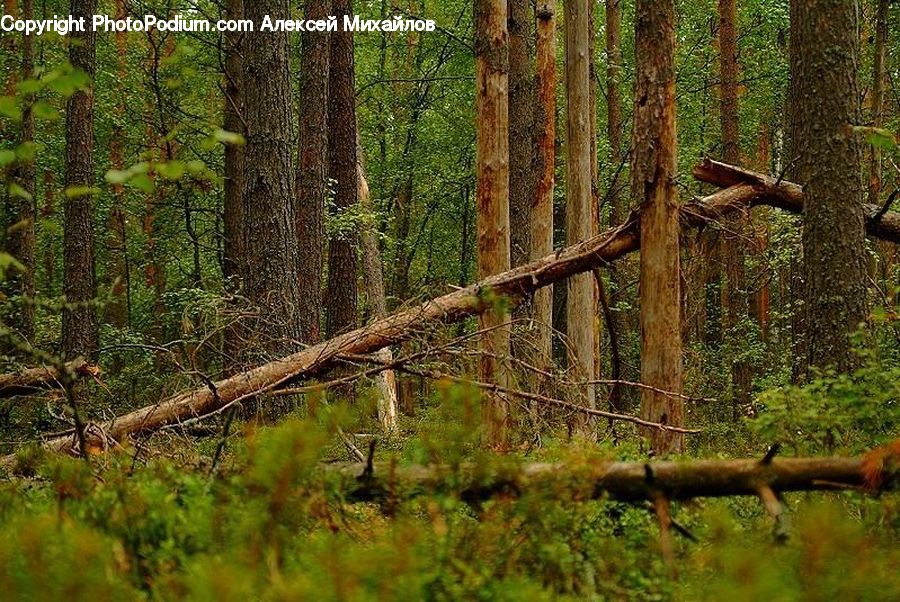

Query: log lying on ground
<box><xmin>693</xmin><ymin>158</ymin><xmax>900</xmax><ymax>243</ymax></box>
<box><xmin>0</xmin><ymin>359</ymin><xmax>88</xmax><ymax>398</ymax></box>
<box><xmin>26</xmin><ymin>162</ymin><xmax>900</xmax><ymax>456</ymax></box>
<box><xmin>335</xmin><ymin>444</ymin><xmax>899</xmax><ymax>503</ymax></box>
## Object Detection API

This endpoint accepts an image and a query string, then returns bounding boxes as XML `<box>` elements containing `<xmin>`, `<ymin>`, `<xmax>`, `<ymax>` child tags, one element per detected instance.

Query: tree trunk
<box><xmin>297</xmin><ymin>0</ymin><xmax>330</xmax><ymax>344</ymax></box>
<box><xmin>62</xmin><ymin>0</ymin><xmax>99</xmax><ymax>360</ymax></box>
<box><xmin>717</xmin><ymin>0</ymin><xmax>751</xmax><ymax>412</ymax></box>
<box><xmin>633</xmin><ymin>0</ymin><xmax>683</xmax><ymax>454</ymax></box>
<box><xmin>5</xmin><ymin>0</ymin><xmax>36</xmax><ymax>343</ymax></box>
<box><xmin>475</xmin><ymin>0</ymin><xmax>513</xmax><ymax>448</ymax></box>
<box><xmin>326</xmin><ymin>0</ymin><xmax>359</xmax><ymax>338</ymax></box>
<box><xmin>223</xmin><ymin>0</ymin><xmax>245</xmax><ymax>287</ymax></box>
<box><xmin>508</xmin><ymin>0</ymin><xmax>534</xmax><ymax>271</ymax></box>
<box><xmin>793</xmin><ymin>0</ymin><xmax>868</xmax><ymax>373</ymax></box>
<box><xmin>868</xmin><ymin>0</ymin><xmax>888</xmax><ymax>207</ymax></box>
<box><xmin>532</xmin><ymin>1</ymin><xmax>556</xmax><ymax>379</ymax></box>
<box><xmin>564</xmin><ymin>0</ymin><xmax>596</xmax><ymax>438</ymax></box>
<box><xmin>605</xmin><ymin>0</ymin><xmax>634</xmax><ymax>412</ymax></box>
<box><xmin>222</xmin><ymin>0</ymin><xmax>245</xmax><ymax>373</ymax></box>
<box><xmin>241</xmin><ymin>0</ymin><xmax>303</xmax><ymax>355</ymax></box>
<box><xmin>358</xmin><ymin>146</ymin><xmax>398</xmax><ymax>433</ymax></box>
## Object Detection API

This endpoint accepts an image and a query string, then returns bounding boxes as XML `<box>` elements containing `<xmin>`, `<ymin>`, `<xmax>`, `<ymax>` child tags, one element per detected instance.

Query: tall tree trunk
<box><xmin>358</xmin><ymin>148</ymin><xmax>398</xmax><ymax>432</ymax></box>
<box><xmin>633</xmin><ymin>0</ymin><xmax>684</xmax><ymax>453</ymax></box>
<box><xmin>223</xmin><ymin>0</ymin><xmax>245</xmax><ymax>288</ymax></box>
<box><xmin>532</xmin><ymin>1</ymin><xmax>556</xmax><ymax>378</ymax></box>
<box><xmin>297</xmin><ymin>0</ymin><xmax>330</xmax><ymax>344</ymax></box>
<box><xmin>793</xmin><ymin>0</ymin><xmax>868</xmax><ymax>372</ymax></box>
<box><xmin>605</xmin><ymin>0</ymin><xmax>634</xmax><ymax>411</ymax></box>
<box><xmin>475</xmin><ymin>0</ymin><xmax>512</xmax><ymax>448</ymax></box>
<box><xmin>508</xmin><ymin>0</ymin><xmax>534</xmax><ymax>271</ymax></box>
<box><xmin>605</xmin><ymin>0</ymin><xmax>624</xmax><ymax>227</ymax></box>
<box><xmin>6</xmin><ymin>0</ymin><xmax>36</xmax><ymax>343</ymax></box>
<box><xmin>222</xmin><ymin>0</ymin><xmax>245</xmax><ymax>373</ymax></box>
<box><xmin>564</xmin><ymin>0</ymin><xmax>596</xmax><ymax>437</ymax></box>
<box><xmin>869</xmin><ymin>0</ymin><xmax>888</xmax><ymax>207</ymax></box>
<box><xmin>62</xmin><ymin>0</ymin><xmax>99</xmax><ymax>360</ymax></box>
<box><xmin>105</xmin><ymin>0</ymin><xmax>129</xmax><ymax>330</ymax></box>
<box><xmin>241</xmin><ymin>0</ymin><xmax>303</xmax><ymax>355</ymax></box>
<box><xmin>717</xmin><ymin>0</ymin><xmax>751</xmax><ymax>412</ymax></box>
<box><xmin>326</xmin><ymin>0</ymin><xmax>359</xmax><ymax>338</ymax></box>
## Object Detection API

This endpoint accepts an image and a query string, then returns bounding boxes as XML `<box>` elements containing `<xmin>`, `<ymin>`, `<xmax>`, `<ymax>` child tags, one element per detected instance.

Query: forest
<box><xmin>0</xmin><ymin>0</ymin><xmax>899</xmax><ymax>599</ymax></box>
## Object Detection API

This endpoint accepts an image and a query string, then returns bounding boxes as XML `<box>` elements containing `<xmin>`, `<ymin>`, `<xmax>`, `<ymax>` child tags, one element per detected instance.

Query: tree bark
<box><xmin>793</xmin><ymin>0</ymin><xmax>868</xmax><ymax>372</ymax></box>
<box><xmin>62</xmin><ymin>0</ymin><xmax>99</xmax><ymax>360</ymax></box>
<box><xmin>336</xmin><ymin>448</ymin><xmax>898</xmax><ymax>503</ymax></box>
<box><xmin>326</xmin><ymin>0</ymin><xmax>359</xmax><ymax>338</ymax></box>
<box><xmin>531</xmin><ymin>1</ymin><xmax>556</xmax><ymax>378</ymax></box>
<box><xmin>508</xmin><ymin>0</ymin><xmax>534</xmax><ymax>271</ymax></box>
<box><xmin>475</xmin><ymin>0</ymin><xmax>513</xmax><ymax>448</ymax></box>
<box><xmin>5</xmin><ymin>0</ymin><xmax>36</xmax><ymax>343</ymax></box>
<box><xmin>241</xmin><ymin>0</ymin><xmax>303</xmax><ymax>356</ymax></box>
<box><xmin>564</xmin><ymin>0</ymin><xmax>597</xmax><ymax>437</ymax></box>
<box><xmin>221</xmin><ymin>0</ymin><xmax>245</xmax><ymax>373</ymax></box>
<box><xmin>633</xmin><ymin>0</ymin><xmax>683</xmax><ymax>454</ymax></box>
<box><xmin>223</xmin><ymin>0</ymin><xmax>245</xmax><ymax>287</ymax></box>
<box><xmin>868</xmin><ymin>0</ymin><xmax>888</xmax><ymax>207</ymax></box>
<box><xmin>358</xmin><ymin>147</ymin><xmax>398</xmax><ymax>432</ymax></box>
<box><xmin>297</xmin><ymin>0</ymin><xmax>330</xmax><ymax>343</ymax></box>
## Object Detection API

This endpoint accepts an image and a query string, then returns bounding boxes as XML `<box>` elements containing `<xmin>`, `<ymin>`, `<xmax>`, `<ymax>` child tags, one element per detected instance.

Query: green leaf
<box><xmin>0</xmin><ymin>150</ymin><xmax>16</xmax><ymax>167</ymax></box>
<box><xmin>854</xmin><ymin>126</ymin><xmax>897</xmax><ymax>152</ymax></box>
<box><xmin>105</xmin><ymin>170</ymin><xmax>131</xmax><ymax>185</ymax></box>
<box><xmin>127</xmin><ymin>173</ymin><xmax>155</xmax><ymax>194</ymax></box>
<box><xmin>8</xmin><ymin>183</ymin><xmax>32</xmax><ymax>202</ymax></box>
<box><xmin>16</xmin><ymin>79</ymin><xmax>44</xmax><ymax>95</ymax></box>
<box><xmin>0</xmin><ymin>96</ymin><xmax>21</xmax><ymax>120</ymax></box>
<box><xmin>15</xmin><ymin>142</ymin><xmax>38</xmax><ymax>161</ymax></box>
<box><xmin>64</xmin><ymin>186</ymin><xmax>101</xmax><ymax>199</ymax></box>
<box><xmin>186</xmin><ymin>160</ymin><xmax>207</xmax><ymax>176</ymax></box>
<box><xmin>156</xmin><ymin>160</ymin><xmax>185</xmax><ymax>181</ymax></box>
<box><xmin>214</xmin><ymin>128</ymin><xmax>246</xmax><ymax>146</ymax></box>
<box><xmin>31</xmin><ymin>101</ymin><xmax>59</xmax><ymax>121</ymax></box>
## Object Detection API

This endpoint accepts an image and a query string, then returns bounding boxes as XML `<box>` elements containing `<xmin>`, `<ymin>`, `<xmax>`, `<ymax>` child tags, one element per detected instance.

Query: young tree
<box><xmin>297</xmin><ymin>0</ymin><xmax>330</xmax><ymax>343</ymax></box>
<box><xmin>532</xmin><ymin>1</ymin><xmax>556</xmax><ymax>376</ymax></box>
<box><xmin>62</xmin><ymin>0</ymin><xmax>99</xmax><ymax>360</ymax></box>
<box><xmin>793</xmin><ymin>0</ymin><xmax>868</xmax><ymax>372</ymax></box>
<box><xmin>475</xmin><ymin>0</ymin><xmax>512</xmax><ymax>447</ymax></box>
<box><xmin>633</xmin><ymin>0</ymin><xmax>683</xmax><ymax>453</ymax></box>
<box><xmin>564</xmin><ymin>0</ymin><xmax>596</xmax><ymax>435</ymax></box>
<box><xmin>325</xmin><ymin>0</ymin><xmax>359</xmax><ymax>338</ymax></box>
<box><xmin>241</xmin><ymin>0</ymin><xmax>303</xmax><ymax>354</ymax></box>
<box><xmin>717</xmin><ymin>0</ymin><xmax>751</xmax><ymax>409</ymax></box>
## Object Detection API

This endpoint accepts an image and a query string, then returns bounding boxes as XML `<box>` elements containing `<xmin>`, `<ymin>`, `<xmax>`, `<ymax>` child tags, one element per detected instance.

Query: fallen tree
<box><xmin>0</xmin><ymin>359</ymin><xmax>89</xmax><ymax>398</ymax></box>
<box><xmin>13</xmin><ymin>160</ymin><xmax>900</xmax><ymax>457</ymax></box>
<box><xmin>334</xmin><ymin>441</ymin><xmax>899</xmax><ymax>503</ymax></box>
<box><xmin>693</xmin><ymin>158</ymin><xmax>900</xmax><ymax>243</ymax></box>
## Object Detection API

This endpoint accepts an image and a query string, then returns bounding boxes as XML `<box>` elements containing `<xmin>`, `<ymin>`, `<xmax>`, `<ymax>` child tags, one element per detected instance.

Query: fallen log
<box><xmin>693</xmin><ymin>158</ymin><xmax>900</xmax><ymax>243</ymax></box>
<box><xmin>334</xmin><ymin>443</ymin><xmax>899</xmax><ymax>503</ymax></box>
<box><xmin>22</xmin><ymin>163</ymin><xmax>900</xmax><ymax>457</ymax></box>
<box><xmin>0</xmin><ymin>359</ymin><xmax>88</xmax><ymax>398</ymax></box>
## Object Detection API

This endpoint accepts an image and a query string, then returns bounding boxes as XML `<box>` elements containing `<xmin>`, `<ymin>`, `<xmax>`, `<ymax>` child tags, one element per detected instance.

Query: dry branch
<box><xmin>334</xmin><ymin>446</ymin><xmax>898</xmax><ymax>503</ymax></box>
<box><xmin>0</xmin><ymin>359</ymin><xmax>88</xmax><ymax>398</ymax></box>
<box><xmin>692</xmin><ymin>158</ymin><xmax>900</xmax><ymax>243</ymax></box>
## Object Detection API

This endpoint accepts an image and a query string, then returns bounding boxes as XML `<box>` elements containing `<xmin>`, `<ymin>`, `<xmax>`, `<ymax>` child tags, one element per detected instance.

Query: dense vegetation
<box><xmin>0</xmin><ymin>0</ymin><xmax>898</xmax><ymax>598</ymax></box>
